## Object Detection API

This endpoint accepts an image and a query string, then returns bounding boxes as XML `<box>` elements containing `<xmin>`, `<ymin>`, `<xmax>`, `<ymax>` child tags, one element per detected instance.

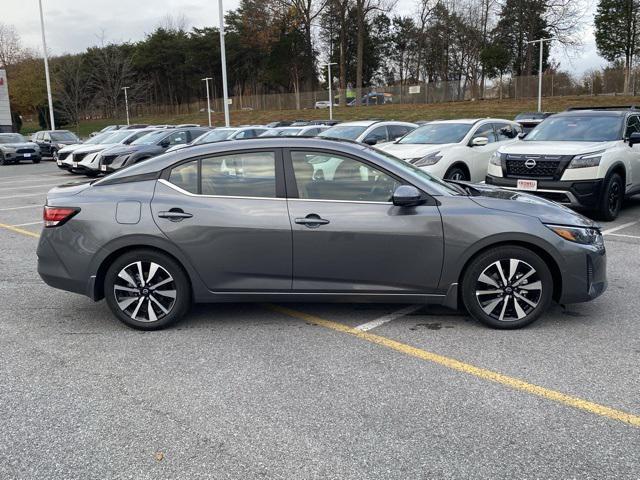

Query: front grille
<box><xmin>59</xmin><ymin>151</ymin><xmax>71</xmax><ymax>161</ymax></box>
<box><xmin>73</xmin><ymin>152</ymin><xmax>88</xmax><ymax>162</ymax></box>
<box><xmin>17</xmin><ymin>148</ymin><xmax>36</xmax><ymax>154</ymax></box>
<box><xmin>504</xmin><ymin>154</ymin><xmax>570</xmax><ymax>180</ymax></box>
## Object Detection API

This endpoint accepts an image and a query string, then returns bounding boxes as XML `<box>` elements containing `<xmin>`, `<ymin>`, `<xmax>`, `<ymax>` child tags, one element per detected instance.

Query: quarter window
<box><xmin>291</xmin><ymin>151</ymin><xmax>399</xmax><ymax>202</ymax></box>
<box><xmin>169</xmin><ymin>160</ymin><xmax>199</xmax><ymax>194</ymax></box>
<box><xmin>625</xmin><ymin>116</ymin><xmax>640</xmax><ymax>138</ymax></box>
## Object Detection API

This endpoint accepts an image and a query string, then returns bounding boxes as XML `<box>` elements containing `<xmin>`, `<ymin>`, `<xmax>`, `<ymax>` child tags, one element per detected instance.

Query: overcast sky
<box><xmin>4</xmin><ymin>0</ymin><xmax>604</xmax><ymax>76</ymax></box>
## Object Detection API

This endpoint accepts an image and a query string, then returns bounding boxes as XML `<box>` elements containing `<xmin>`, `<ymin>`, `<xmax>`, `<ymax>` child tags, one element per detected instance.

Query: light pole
<box><xmin>202</xmin><ymin>77</ymin><xmax>213</xmax><ymax>127</ymax></box>
<box><xmin>218</xmin><ymin>0</ymin><xmax>230</xmax><ymax>127</ymax></box>
<box><xmin>321</xmin><ymin>62</ymin><xmax>337</xmax><ymax>120</ymax></box>
<box><xmin>38</xmin><ymin>0</ymin><xmax>55</xmax><ymax>130</ymax></box>
<box><xmin>526</xmin><ymin>37</ymin><xmax>555</xmax><ymax>112</ymax></box>
<box><xmin>122</xmin><ymin>87</ymin><xmax>130</xmax><ymax>125</ymax></box>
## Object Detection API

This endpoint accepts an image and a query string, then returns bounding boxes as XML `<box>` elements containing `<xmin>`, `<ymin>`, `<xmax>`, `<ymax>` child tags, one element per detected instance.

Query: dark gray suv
<box><xmin>37</xmin><ymin>138</ymin><xmax>607</xmax><ymax>330</ymax></box>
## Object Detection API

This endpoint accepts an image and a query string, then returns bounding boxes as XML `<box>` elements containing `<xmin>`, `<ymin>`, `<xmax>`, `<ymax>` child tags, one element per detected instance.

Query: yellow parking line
<box><xmin>0</xmin><ymin>222</ymin><xmax>41</xmax><ymax>239</ymax></box>
<box><xmin>267</xmin><ymin>304</ymin><xmax>640</xmax><ymax>428</ymax></box>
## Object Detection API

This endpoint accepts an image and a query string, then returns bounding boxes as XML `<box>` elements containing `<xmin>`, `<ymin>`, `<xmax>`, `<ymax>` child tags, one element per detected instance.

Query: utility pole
<box><xmin>321</xmin><ymin>63</ymin><xmax>338</xmax><ymax>120</ymax></box>
<box><xmin>122</xmin><ymin>87</ymin><xmax>130</xmax><ymax>125</ymax></box>
<box><xmin>526</xmin><ymin>37</ymin><xmax>555</xmax><ymax>112</ymax></box>
<box><xmin>218</xmin><ymin>0</ymin><xmax>230</xmax><ymax>127</ymax></box>
<box><xmin>202</xmin><ymin>77</ymin><xmax>213</xmax><ymax>127</ymax></box>
<box><xmin>38</xmin><ymin>0</ymin><xmax>55</xmax><ymax>130</ymax></box>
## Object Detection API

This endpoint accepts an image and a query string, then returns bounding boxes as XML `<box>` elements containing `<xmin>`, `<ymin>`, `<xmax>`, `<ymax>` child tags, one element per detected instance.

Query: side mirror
<box><xmin>518</xmin><ymin>132</ymin><xmax>527</xmax><ymax>139</ymax></box>
<box><xmin>364</xmin><ymin>137</ymin><xmax>378</xmax><ymax>145</ymax></box>
<box><xmin>470</xmin><ymin>136</ymin><xmax>489</xmax><ymax>147</ymax></box>
<box><xmin>160</xmin><ymin>139</ymin><xmax>170</xmax><ymax>148</ymax></box>
<box><xmin>392</xmin><ymin>185</ymin><xmax>423</xmax><ymax>207</ymax></box>
<box><xmin>629</xmin><ymin>132</ymin><xmax>640</xmax><ymax>146</ymax></box>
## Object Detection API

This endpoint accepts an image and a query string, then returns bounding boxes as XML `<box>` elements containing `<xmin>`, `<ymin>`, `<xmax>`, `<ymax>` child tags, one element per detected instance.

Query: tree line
<box><xmin>0</xmin><ymin>0</ymin><xmax>636</xmax><ymax>129</ymax></box>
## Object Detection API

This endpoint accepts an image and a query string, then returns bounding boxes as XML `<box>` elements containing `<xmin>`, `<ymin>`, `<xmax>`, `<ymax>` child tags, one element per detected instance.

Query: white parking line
<box><xmin>606</xmin><ymin>232</ymin><xmax>640</xmax><ymax>239</ymax></box>
<box><xmin>602</xmin><ymin>220</ymin><xmax>640</xmax><ymax>235</ymax></box>
<box><xmin>355</xmin><ymin>305</ymin><xmax>423</xmax><ymax>332</ymax></box>
<box><xmin>0</xmin><ymin>192</ymin><xmax>47</xmax><ymax>200</ymax></box>
<box><xmin>0</xmin><ymin>205</ymin><xmax>42</xmax><ymax>211</ymax></box>
<box><xmin>0</xmin><ymin>182</ymin><xmax>63</xmax><ymax>192</ymax></box>
<box><xmin>11</xmin><ymin>221</ymin><xmax>43</xmax><ymax>227</ymax></box>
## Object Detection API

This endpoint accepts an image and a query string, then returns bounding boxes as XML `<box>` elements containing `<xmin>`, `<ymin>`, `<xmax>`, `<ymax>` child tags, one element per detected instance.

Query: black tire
<box><xmin>32</xmin><ymin>157</ymin><xmax>41</xmax><ymax>164</ymax></box>
<box><xmin>104</xmin><ymin>249</ymin><xmax>191</xmax><ymax>330</ymax></box>
<box><xmin>0</xmin><ymin>154</ymin><xmax>5</xmax><ymax>165</ymax></box>
<box><xmin>595</xmin><ymin>172</ymin><xmax>624</xmax><ymax>221</ymax></box>
<box><xmin>461</xmin><ymin>246</ymin><xmax>553</xmax><ymax>329</ymax></box>
<box><xmin>85</xmin><ymin>170</ymin><xmax>99</xmax><ymax>178</ymax></box>
<box><xmin>444</xmin><ymin>165</ymin><xmax>469</xmax><ymax>181</ymax></box>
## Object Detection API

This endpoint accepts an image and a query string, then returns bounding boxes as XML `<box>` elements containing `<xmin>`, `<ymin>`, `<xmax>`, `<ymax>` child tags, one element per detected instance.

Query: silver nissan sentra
<box><xmin>37</xmin><ymin>137</ymin><xmax>607</xmax><ymax>330</ymax></box>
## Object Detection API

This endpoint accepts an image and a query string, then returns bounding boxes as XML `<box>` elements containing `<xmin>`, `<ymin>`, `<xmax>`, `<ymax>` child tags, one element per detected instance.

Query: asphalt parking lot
<box><xmin>1</xmin><ymin>162</ymin><xmax>639</xmax><ymax>479</ymax></box>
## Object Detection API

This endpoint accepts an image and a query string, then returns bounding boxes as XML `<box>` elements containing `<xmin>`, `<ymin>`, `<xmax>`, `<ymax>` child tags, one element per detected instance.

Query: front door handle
<box><xmin>158</xmin><ymin>209</ymin><xmax>193</xmax><ymax>222</ymax></box>
<box><xmin>295</xmin><ymin>214</ymin><xmax>330</xmax><ymax>228</ymax></box>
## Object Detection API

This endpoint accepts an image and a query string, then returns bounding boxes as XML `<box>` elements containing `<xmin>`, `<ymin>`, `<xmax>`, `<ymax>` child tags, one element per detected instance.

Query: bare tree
<box><xmin>0</xmin><ymin>23</ymin><xmax>26</xmax><ymax>68</ymax></box>
<box><xmin>54</xmin><ymin>55</ymin><xmax>89</xmax><ymax>128</ymax></box>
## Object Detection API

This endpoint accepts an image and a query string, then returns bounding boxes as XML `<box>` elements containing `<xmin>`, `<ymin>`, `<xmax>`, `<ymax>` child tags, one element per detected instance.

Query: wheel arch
<box><xmin>444</xmin><ymin>162</ymin><xmax>470</xmax><ymax>180</ymax></box>
<box><xmin>456</xmin><ymin>239</ymin><xmax>563</xmax><ymax>304</ymax></box>
<box><xmin>605</xmin><ymin>161</ymin><xmax>626</xmax><ymax>187</ymax></box>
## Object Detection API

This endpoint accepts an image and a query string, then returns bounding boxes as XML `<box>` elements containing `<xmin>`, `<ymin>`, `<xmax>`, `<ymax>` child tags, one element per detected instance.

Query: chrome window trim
<box><xmin>287</xmin><ymin>197</ymin><xmax>393</xmax><ymax>205</ymax></box>
<box><xmin>158</xmin><ymin>179</ymin><xmax>284</xmax><ymax>201</ymax></box>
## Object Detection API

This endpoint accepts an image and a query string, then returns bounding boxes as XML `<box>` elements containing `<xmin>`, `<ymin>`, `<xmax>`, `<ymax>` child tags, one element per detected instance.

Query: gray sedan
<box><xmin>37</xmin><ymin>138</ymin><xmax>607</xmax><ymax>330</ymax></box>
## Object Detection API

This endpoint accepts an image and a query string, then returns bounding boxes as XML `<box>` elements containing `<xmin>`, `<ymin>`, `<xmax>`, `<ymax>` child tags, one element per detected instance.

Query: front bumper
<box><xmin>486</xmin><ymin>175</ymin><xmax>604</xmax><ymax>209</ymax></box>
<box><xmin>558</xmin><ymin>241</ymin><xmax>607</xmax><ymax>304</ymax></box>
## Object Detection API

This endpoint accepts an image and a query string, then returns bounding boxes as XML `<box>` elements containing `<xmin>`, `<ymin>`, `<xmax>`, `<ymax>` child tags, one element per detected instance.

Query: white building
<box><xmin>0</xmin><ymin>69</ymin><xmax>12</xmax><ymax>132</ymax></box>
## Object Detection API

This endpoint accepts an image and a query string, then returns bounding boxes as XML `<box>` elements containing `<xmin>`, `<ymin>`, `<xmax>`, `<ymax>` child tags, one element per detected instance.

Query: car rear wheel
<box><xmin>444</xmin><ymin>166</ymin><xmax>468</xmax><ymax>181</ymax></box>
<box><xmin>32</xmin><ymin>158</ymin><xmax>41</xmax><ymax>164</ymax></box>
<box><xmin>595</xmin><ymin>172</ymin><xmax>623</xmax><ymax>221</ymax></box>
<box><xmin>104</xmin><ymin>249</ymin><xmax>191</xmax><ymax>330</ymax></box>
<box><xmin>461</xmin><ymin>246</ymin><xmax>553</xmax><ymax>329</ymax></box>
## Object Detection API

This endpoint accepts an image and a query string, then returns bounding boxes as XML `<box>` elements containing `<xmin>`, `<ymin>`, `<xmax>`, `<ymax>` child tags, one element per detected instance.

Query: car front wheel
<box><xmin>596</xmin><ymin>172</ymin><xmax>623</xmax><ymax>221</ymax></box>
<box><xmin>461</xmin><ymin>246</ymin><xmax>553</xmax><ymax>329</ymax></box>
<box><xmin>104</xmin><ymin>249</ymin><xmax>191</xmax><ymax>330</ymax></box>
<box><xmin>444</xmin><ymin>166</ymin><xmax>469</xmax><ymax>181</ymax></box>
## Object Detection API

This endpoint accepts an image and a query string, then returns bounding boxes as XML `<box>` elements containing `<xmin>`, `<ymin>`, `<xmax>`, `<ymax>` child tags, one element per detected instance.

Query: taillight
<box><xmin>43</xmin><ymin>206</ymin><xmax>80</xmax><ymax>227</ymax></box>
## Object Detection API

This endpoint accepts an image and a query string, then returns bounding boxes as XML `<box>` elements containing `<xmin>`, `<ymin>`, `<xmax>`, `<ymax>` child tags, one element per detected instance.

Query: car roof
<box><xmin>556</xmin><ymin>109</ymin><xmax>629</xmax><ymax>117</ymax></box>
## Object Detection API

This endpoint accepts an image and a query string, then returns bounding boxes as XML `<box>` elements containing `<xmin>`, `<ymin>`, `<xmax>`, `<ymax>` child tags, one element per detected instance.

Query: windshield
<box><xmin>132</xmin><ymin>130</ymin><xmax>168</xmax><ymax>145</ymax></box>
<box><xmin>524</xmin><ymin>115</ymin><xmax>623</xmax><ymax>142</ymax></box>
<box><xmin>85</xmin><ymin>132</ymin><xmax>117</xmax><ymax>144</ymax></box>
<box><xmin>0</xmin><ymin>133</ymin><xmax>26</xmax><ymax>144</ymax></box>
<box><xmin>367</xmin><ymin>147</ymin><xmax>462</xmax><ymax>196</ymax></box>
<box><xmin>50</xmin><ymin>131</ymin><xmax>78</xmax><ymax>142</ymax></box>
<box><xmin>102</xmin><ymin>130</ymin><xmax>138</xmax><ymax>144</ymax></box>
<box><xmin>398</xmin><ymin>123</ymin><xmax>471</xmax><ymax>144</ymax></box>
<box><xmin>194</xmin><ymin>129</ymin><xmax>237</xmax><ymax>144</ymax></box>
<box><xmin>319</xmin><ymin>125</ymin><xmax>367</xmax><ymax>140</ymax></box>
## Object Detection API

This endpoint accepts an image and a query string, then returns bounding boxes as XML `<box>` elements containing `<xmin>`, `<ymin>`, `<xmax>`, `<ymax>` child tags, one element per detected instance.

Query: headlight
<box><xmin>411</xmin><ymin>151</ymin><xmax>442</xmax><ymax>167</ymax></box>
<box><xmin>567</xmin><ymin>151</ymin><xmax>603</xmax><ymax>169</ymax></box>
<box><xmin>546</xmin><ymin>224</ymin><xmax>604</xmax><ymax>247</ymax></box>
<box><xmin>489</xmin><ymin>152</ymin><xmax>502</xmax><ymax>166</ymax></box>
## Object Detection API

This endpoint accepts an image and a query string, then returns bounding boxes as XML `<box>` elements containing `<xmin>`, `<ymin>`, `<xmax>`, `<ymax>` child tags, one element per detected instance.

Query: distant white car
<box><xmin>377</xmin><ymin>118</ymin><xmax>522</xmax><ymax>182</ymax></box>
<box><xmin>318</xmin><ymin>120</ymin><xmax>417</xmax><ymax>145</ymax></box>
<box><xmin>314</xmin><ymin>101</ymin><xmax>332</xmax><ymax>109</ymax></box>
<box><xmin>259</xmin><ymin>125</ymin><xmax>330</xmax><ymax>137</ymax></box>
<box><xmin>165</xmin><ymin>126</ymin><xmax>268</xmax><ymax>153</ymax></box>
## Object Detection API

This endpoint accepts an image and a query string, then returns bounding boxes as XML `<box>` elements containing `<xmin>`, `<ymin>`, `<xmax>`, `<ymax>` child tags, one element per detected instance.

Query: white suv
<box><xmin>486</xmin><ymin>107</ymin><xmax>640</xmax><ymax>220</ymax></box>
<box><xmin>377</xmin><ymin>119</ymin><xmax>521</xmax><ymax>182</ymax></box>
<box><xmin>318</xmin><ymin>120</ymin><xmax>417</xmax><ymax>145</ymax></box>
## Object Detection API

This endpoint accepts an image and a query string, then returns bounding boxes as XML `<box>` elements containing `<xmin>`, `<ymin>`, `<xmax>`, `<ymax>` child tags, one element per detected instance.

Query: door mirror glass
<box><xmin>363</xmin><ymin>136</ymin><xmax>379</xmax><ymax>145</ymax></box>
<box><xmin>392</xmin><ymin>185</ymin><xmax>423</xmax><ymax>207</ymax></box>
<box><xmin>471</xmin><ymin>136</ymin><xmax>489</xmax><ymax>147</ymax></box>
<box><xmin>160</xmin><ymin>139</ymin><xmax>171</xmax><ymax>148</ymax></box>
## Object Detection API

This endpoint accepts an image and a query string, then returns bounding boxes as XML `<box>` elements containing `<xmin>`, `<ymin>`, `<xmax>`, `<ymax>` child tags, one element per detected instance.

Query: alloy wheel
<box><xmin>113</xmin><ymin>261</ymin><xmax>177</xmax><ymax>322</ymax></box>
<box><xmin>475</xmin><ymin>259</ymin><xmax>542</xmax><ymax>322</ymax></box>
<box><xmin>608</xmin><ymin>181</ymin><xmax>621</xmax><ymax>216</ymax></box>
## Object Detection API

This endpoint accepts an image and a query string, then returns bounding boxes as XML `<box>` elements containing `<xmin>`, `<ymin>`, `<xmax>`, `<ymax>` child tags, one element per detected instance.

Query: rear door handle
<box><xmin>295</xmin><ymin>214</ymin><xmax>330</xmax><ymax>228</ymax></box>
<box><xmin>158</xmin><ymin>209</ymin><xmax>193</xmax><ymax>221</ymax></box>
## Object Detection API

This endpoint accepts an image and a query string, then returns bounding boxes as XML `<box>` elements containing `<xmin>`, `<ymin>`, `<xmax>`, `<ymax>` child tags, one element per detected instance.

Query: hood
<box><xmin>104</xmin><ymin>144</ymin><xmax>146</xmax><ymax>156</ymax></box>
<box><xmin>59</xmin><ymin>143</ymin><xmax>88</xmax><ymax>154</ymax></box>
<box><xmin>377</xmin><ymin>142</ymin><xmax>456</xmax><ymax>159</ymax></box>
<box><xmin>0</xmin><ymin>142</ymin><xmax>38</xmax><ymax>149</ymax></box>
<box><xmin>460</xmin><ymin>182</ymin><xmax>598</xmax><ymax>228</ymax></box>
<box><xmin>498</xmin><ymin>140</ymin><xmax>616</xmax><ymax>156</ymax></box>
<box><xmin>73</xmin><ymin>144</ymin><xmax>117</xmax><ymax>154</ymax></box>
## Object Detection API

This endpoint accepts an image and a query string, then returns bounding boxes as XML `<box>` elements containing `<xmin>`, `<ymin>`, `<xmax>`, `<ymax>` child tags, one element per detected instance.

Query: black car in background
<box><xmin>32</xmin><ymin>130</ymin><xmax>80</xmax><ymax>158</ymax></box>
<box><xmin>514</xmin><ymin>112</ymin><xmax>555</xmax><ymax>134</ymax></box>
<box><xmin>99</xmin><ymin>127</ymin><xmax>208</xmax><ymax>173</ymax></box>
